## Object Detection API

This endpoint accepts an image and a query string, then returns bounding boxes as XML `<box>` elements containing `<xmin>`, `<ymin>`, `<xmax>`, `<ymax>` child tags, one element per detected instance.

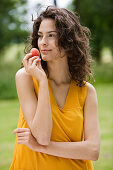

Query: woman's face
<box><xmin>38</xmin><ymin>18</ymin><xmax>66</xmax><ymax>61</ymax></box>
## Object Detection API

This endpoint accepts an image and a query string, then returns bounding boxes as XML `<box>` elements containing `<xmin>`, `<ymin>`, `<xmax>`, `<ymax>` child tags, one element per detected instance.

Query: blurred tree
<box><xmin>71</xmin><ymin>0</ymin><xmax>80</xmax><ymax>14</ymax></box>
<box><xmin>68</xmin><ymin>0</ymin><xmax>113</xmax><ymax>61</ymax></box>
<box><xmin>0</xmin><ymin>0</ymin><xmax>29</xmax><ymax>53</ymax></box>
<box><xmin>54</xmin><ymin>0</ymin><xmax>57</xmax><ymax>7</ymax></box>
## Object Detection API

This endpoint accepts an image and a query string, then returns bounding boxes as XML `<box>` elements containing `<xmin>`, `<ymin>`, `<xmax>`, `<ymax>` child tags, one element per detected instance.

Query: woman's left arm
<box><xmin>38</xmin><ymin>83</ymin><xmax>100</xmax><ymax>161</ymax></box>
<box><xmin>14</xmin><ymin>83</ymin><xmax>100</xmax><ymax>161</ymax></box>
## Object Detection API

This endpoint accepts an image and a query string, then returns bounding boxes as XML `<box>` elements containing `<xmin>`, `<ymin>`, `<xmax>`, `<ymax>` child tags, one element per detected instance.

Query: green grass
<box><xmin>0</xmin><ymin>84</ymin><xmax>113</xmax><ymax>169</ymax></box>
<box><xmin>0</xmin><ymin>100</ymin><xmax>19</xmax><ymax>169</ymax></box>
<box><xmin>93</xmin><ymin>84</ymin><xmax>113</xmax><ymax>170</ymax></box>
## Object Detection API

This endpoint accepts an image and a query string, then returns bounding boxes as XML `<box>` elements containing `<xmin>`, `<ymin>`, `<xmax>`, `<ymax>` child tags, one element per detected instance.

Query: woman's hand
<box><xmin>13</xmin><ymin>128</ymin><xmax>42</xmax><ymax>152</ymax></box>
<box><xmin>22</xmin><ymin>53</ymin><xmax>47</xmax><ymax>83</ymax></box>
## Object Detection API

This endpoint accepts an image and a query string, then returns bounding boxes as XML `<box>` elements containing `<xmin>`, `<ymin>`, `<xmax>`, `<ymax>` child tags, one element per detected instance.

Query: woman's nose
<box><xmin>41</xmin><ymin>36</ymin><xmax>48</xmax><ymax>46</ymax></box>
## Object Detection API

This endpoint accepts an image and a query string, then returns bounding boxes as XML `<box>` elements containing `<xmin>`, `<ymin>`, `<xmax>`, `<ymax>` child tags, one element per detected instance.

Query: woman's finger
<box><xmin>22</xmin><ymin>53</ymin><xmax>32</xmax><ymax>68</ymax></box>
<box><xmin>32</xmin><ymin>58</ymin><xmax>41</xmax><ymax>67</ymax></box>
<box><xmin>18</xmin><ymin>136</ymin><xmax>26</xmax><ymax>140</ymax></box>
<box><xmin>28</xmin><ymin>56</ymin><xmax>38</xmax><ymax>64</ymax></box>
<box><xmin>23</xmin><ymin>53</ymin><xmax>32</xmax><ymax>60</ymax></box>
<box><xmin>22</xmin><ymin>53</ymin><xmax>32</xmax><ymax>63</ymax></box>
<box><xmin>17</xmin><ymin>132</ymin><xmax>29</xmax><ymax>137</ymax></box>
<box><xmin>29</xmin><ymin>56</ymin><xmax>39</xmax><ymax>61</ymax></box>
<box><xmin>18</xmin><ymin>140</ymin><xmax>28</xmax><ymax>144</ymax></box>
<box><xmin>13</xmin><ymin>128</ymin><xmax>30</xmax><ymax>134</ymax></box>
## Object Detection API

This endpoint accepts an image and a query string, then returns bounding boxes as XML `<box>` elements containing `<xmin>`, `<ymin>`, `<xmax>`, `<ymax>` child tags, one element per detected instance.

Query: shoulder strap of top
<box><xmin>75</xmin><ymin>81</ymin><xmax>87</xmax><ymax>108</ymax></box>
<box><xmin>32</xmin><ymin>76</ymin><xmax>39</xmax><ymax>97</ymax></box>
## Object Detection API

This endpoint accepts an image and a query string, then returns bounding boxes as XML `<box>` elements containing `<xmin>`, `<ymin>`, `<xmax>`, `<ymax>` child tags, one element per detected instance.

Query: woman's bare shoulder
<box><xmin>16</xmin><ymin>67</ymin><xmax>30</xmax><ymax>77</ymax></box>
<box><xmin>15</xmin><ymin>67</ymin><xmax>33</xmax><ymax>85</ymax></box>
<box><xmin>86</xmin><ymin>82</ymin><xmax>97</xmax><ymax>96</ymax></box>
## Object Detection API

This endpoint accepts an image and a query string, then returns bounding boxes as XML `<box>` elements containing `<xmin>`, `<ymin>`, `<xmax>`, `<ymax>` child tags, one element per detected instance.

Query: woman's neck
<box><xmin>47</xmin><ymin>56</ymin><xmax>71</xmax><ymax>85</ymax></box>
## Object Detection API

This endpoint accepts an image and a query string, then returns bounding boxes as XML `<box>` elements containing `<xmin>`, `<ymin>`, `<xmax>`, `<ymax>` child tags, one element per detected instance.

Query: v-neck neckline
<box><xmin>48</xmin><ymin>79</ymin><xmax>72</xmax><ymax>110</ymax></box>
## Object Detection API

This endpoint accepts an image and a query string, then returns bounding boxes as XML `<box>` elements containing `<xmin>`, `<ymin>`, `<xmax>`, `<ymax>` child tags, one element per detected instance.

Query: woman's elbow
<box><xmin>31</xmin><ymin>130</ymin><xmax>51</xmax><ymax>146</ymax></box>
<box><xmin>36</xmin><ymin>136</ymin><xmax>50</xmax><ymax>146</ymax></box>
<box><xmin>31</xmin><ymin>126</ymin><xmax>51</xmax><ymax>146</ymax></box>
<box><xmin>91</xmin><ymin>143</ymin><xmax>100</xmax><ymax>161</ymax></box>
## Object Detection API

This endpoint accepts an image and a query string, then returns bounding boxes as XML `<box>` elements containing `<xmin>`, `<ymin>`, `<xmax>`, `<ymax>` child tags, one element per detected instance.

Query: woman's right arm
<box><xmin>15</xmin><ymin>67</ymin><xmax>53</xmax><ymax>146</ymax></box>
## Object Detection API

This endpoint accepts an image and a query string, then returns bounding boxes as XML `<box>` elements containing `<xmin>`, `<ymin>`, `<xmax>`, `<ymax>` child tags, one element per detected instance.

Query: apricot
<box><xmin>30</xmin><ymin>48</ymin><xmax>40</xmax><ymax>57</ymax></box>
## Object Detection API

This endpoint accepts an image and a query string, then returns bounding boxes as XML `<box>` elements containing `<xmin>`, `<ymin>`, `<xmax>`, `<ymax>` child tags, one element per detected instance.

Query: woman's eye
<box><xmin>37</xmin><ymin>34</ymin><xmax>56</xmax><ymax>39</ymax></box>
<box><xmin>49</xmin><ymin>34</ymin><xmax>56</xmax><ymax>37</ymax></box>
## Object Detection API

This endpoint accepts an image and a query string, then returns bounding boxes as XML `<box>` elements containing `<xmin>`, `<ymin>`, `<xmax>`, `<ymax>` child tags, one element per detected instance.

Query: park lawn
<box><xmin>93</xmin><ymin>83</ymin><xmax>113</xmax><ymax>170</ymax></box>
<box><xmin>0</xmin><ymin>83</ymin><xmax>113</xmax><ymax>170</ymax></box>
<box><xmin>0</xmin><ymin>100</ymin><xmax>19</xmax><ymax>170</ymax></box>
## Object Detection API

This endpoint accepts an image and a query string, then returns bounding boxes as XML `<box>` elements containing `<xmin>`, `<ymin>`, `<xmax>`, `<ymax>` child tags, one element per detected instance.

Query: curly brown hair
<box><xmin>23</xmin><ymin>6</ymin><xmax>94</xmax><ymax>87</ymax></box>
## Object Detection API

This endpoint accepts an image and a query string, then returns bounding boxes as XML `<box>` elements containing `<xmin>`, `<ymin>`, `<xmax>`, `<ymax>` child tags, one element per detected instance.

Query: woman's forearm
<box><xmin>37</xmin><ymin>140</ymin><xmax>99</xmax><ymax>161</ymax></box>
<box><xmin>31</xmin><ymin>78</ymin><xmax>53</xmax><ymax>146</ymax></box>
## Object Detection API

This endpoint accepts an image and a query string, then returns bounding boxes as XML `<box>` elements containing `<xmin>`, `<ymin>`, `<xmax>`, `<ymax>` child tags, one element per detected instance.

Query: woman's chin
<box><xmin>41</xmin><ymin>55</ymin><xmax>47</xmax><ymax>60</ymax></box>
<box><xmin>42</xmin><ymin>55</ymin><xmax>51</xmax><ymax>61</ymax></box>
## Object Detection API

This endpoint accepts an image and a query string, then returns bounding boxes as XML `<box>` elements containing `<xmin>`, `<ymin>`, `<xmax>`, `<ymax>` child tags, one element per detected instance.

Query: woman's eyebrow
<box><xmin>47</xmin><ymin>31</ymin><xmax>57</xmax><ymax>33</ymax></box>
<box><xmin>38</xmin><ymin>31</ymin><xmax>57</xmax><ymax>34</ymax></box>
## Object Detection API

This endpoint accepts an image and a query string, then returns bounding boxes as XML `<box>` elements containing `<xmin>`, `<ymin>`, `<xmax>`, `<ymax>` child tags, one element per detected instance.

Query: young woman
<box><xmin>10</xmin><ymin>6</ymin><xmax>100</xmax><ymax>170</ymax></box>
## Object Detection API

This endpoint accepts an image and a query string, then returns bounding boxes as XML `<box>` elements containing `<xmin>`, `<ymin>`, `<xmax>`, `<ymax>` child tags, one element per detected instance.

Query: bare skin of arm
<box><xmin>15</xmin><ymin>82</ymin><xmax>100</xmax><ymax>160</ymax></box>
<box><xmin>15</xmin><ymin>67</ymin><xmax>53</xmax><ymax>146</ymax></box>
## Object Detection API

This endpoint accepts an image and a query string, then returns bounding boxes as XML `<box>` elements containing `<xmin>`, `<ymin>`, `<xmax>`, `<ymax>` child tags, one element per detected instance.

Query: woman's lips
<box><xmin>41</xmin><ymin>50</ymin><xmax>51</xmax><ymax>54</ymax></box>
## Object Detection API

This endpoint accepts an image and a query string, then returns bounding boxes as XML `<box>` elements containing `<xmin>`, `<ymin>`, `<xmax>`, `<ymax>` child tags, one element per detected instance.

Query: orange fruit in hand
<box><xmin>30</xmin><ymin>48</ymin><xmax>40</xmax><ymax>57</ymax></box>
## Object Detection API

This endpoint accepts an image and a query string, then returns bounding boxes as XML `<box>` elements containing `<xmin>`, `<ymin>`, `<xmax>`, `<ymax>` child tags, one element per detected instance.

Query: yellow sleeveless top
<box><xmin>10</xmin><ymin>77</ymin><xmax>94</xmax><ymax>170</ymax></box>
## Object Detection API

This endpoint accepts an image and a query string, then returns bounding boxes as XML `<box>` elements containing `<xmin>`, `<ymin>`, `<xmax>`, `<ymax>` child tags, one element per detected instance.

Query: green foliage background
<box><xmin>0</xmin><ymin>0</ymin><xmax>29</xmax><ymax>51</ymax></box>
<box><xmin>68</xmin><ymin>0</ymin><xmax>113</xmax><ymax>61</ymax></box>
